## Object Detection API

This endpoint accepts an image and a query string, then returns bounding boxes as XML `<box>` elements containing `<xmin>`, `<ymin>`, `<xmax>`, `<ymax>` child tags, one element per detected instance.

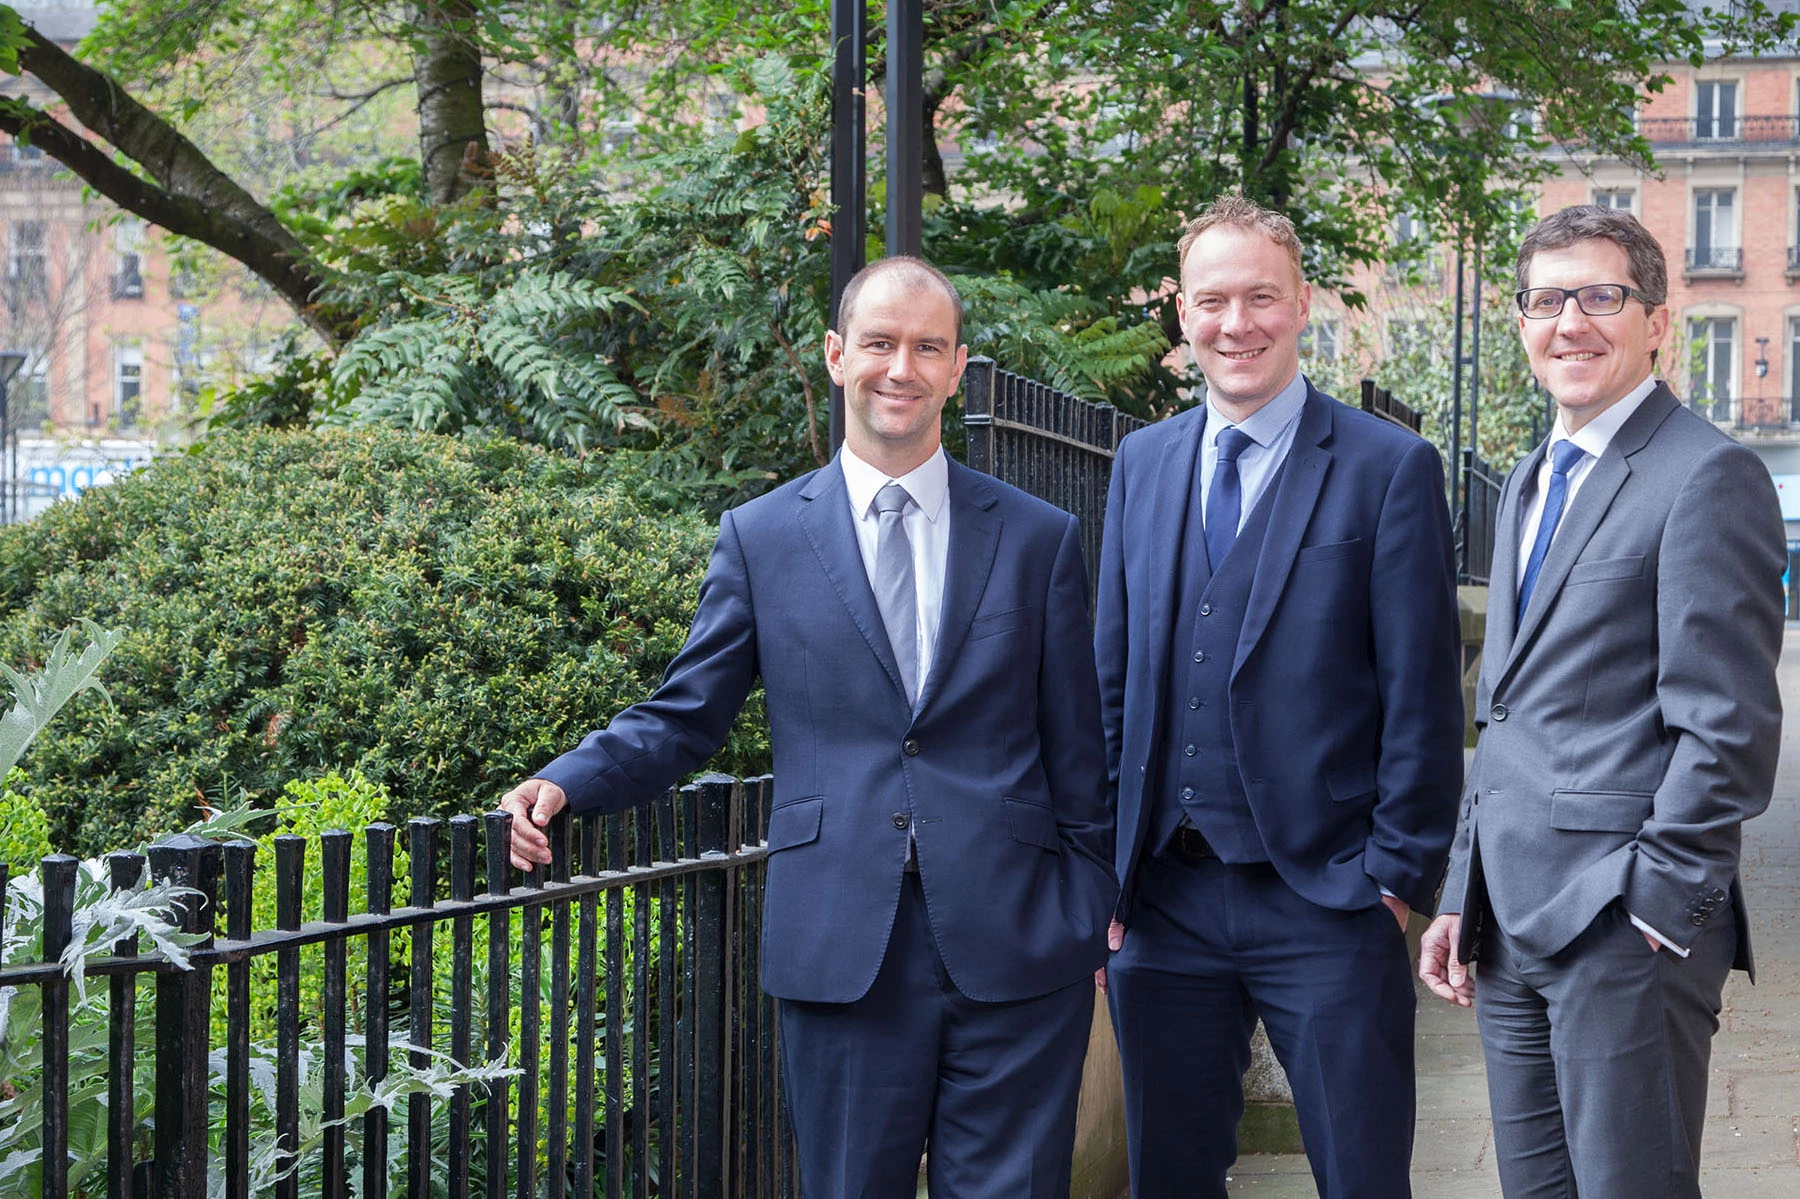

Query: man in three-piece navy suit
<box><xmin>500</xmin><ymin>256</ymin><xmax>1116</xmax><ymax>1197</ymax></box>
<box><xmin>1094</xmin><ymin>194</ymin><xmax>1465</xmax><ymax>1197</ymax></box>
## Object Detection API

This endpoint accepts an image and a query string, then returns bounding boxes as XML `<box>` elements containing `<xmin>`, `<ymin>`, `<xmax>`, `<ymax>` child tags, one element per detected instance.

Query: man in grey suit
<box><xmin>1419</xmin><ymin>205</ymin><xmax>1785</xmax><ymax>1197</ymax></box>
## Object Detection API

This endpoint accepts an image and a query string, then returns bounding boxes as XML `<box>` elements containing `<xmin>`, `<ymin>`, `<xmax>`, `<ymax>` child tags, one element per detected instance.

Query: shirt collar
<box><xmin>1204</xmin><ymin>371</ymin><xmax>1308</xmax><ymax>450</ymax></box>
<box><xmin>1554</xmin><ymin>374</ymin><xmax>1657</xmax><ymax>462</ymax></box>
<box><xmin>841</xmin><ymin>444</ymin><xmax>949</xmax><ymax>522</ymax></box>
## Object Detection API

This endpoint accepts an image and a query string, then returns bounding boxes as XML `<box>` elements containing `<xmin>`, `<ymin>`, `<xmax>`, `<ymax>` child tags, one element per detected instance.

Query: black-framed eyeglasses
<box><xmin>1514</xmin><ymin>283</ymin><xmax>1641</xmax><ymax>320</ymax></box>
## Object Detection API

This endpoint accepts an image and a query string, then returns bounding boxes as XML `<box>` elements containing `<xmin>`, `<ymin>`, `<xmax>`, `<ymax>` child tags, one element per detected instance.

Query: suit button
<box><xmin>892</xmin><ymin>813</ymin><xmax>909</xmax><ymax>830</ymax></box>
<box><xmin>1181</xmin><ymin>787</ymin><xmax>1195</xmax><ymax>800</ymax></box>
<box><xmin>1185</xmin><ymin>744</ymin><xmax>1197</xmax><ymax>757</ymax></box>
<box><xmin>1195</xmin><ymin>651</ymin><xmax>1209</xmax><ymax>663</ymax></box>
<box><xmin>902</xmin><ymin>738</ymin><xmax>920</xmax><ymax>756</ymax></box>
<box><xmin>1491</xmin><ymin>704</ymin><xmax>1509</xmax><ymax>722</ymax></box>
<box><xmin>1199</xmin><ymin>603</ymin><xmax>1213</xmax><ymax>616</ymax></box>
<box><xmin>1691</xmin><ymin>914</ymin><xmax>1707</xmax><ymax>926</ymax></box>
<box><xmin>1189</xmin><ymin>697</ymin><xmax>1201</xmax><ymax>709</ymax></box>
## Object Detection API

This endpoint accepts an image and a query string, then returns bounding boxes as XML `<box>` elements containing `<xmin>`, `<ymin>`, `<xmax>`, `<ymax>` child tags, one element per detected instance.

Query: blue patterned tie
<box><xmin>1205</xmin><ymin>427</ymin><xmax>1254</xmax><ymax>571</ymax></box>
<box><xmin>1516</xmin><ymin>440</ymin><xmax>1588</xmax><ymax>629</ymax></box>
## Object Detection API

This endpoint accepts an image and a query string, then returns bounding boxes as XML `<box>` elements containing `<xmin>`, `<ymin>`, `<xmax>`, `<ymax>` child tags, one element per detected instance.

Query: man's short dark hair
<box><xmin>835</xmin><ymin>256</ymin><xmax>964</xmax><ymax>345</ymax></box>
<box><xmin>1515</xmin><ymin>205</ymin><xmax>1668</xmax><ymax>308</ymax></box>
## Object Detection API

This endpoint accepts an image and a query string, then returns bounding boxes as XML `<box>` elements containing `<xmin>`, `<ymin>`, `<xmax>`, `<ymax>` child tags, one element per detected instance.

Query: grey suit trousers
<box><xmin>1476</xmin><ymin>903</ymin><xmax>1735</xmax><ymax>1198</ymax></box>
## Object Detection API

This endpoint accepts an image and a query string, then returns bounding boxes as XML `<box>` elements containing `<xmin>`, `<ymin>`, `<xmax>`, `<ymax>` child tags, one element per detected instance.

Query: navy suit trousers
<box><xmin>1106</xmin><ymin>854</ymin><xmax>1416</xmax><ymax>1199</ymax></box>
<box><xmin>780</xmin><ymin>874</ymin><xmax>1093</xmax><ymax>1199</ymax></box>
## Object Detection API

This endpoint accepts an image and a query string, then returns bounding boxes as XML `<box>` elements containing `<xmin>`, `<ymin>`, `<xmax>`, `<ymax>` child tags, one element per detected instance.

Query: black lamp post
<box><xmin>0</xmin><ymin>351</ymin><xmax>24</xmax><ymax>526</ymax></box>
<box><xmin>829</xmin><ymin>0</ymin><xmax>923</xmax><ymax>455</ymax></box>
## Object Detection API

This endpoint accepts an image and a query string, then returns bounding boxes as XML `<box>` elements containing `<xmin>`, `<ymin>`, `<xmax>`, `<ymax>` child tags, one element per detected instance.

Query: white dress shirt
<box><xmin>1515</xmin><ymin>374</ymin><xmax>1686</xmax><ymax>956</ymax></box>
<box><xmin>841</xmin><ymin>444</ymin><xmax>951</xmax><ymax>697</ymax></box>
<box><xmin>1200</xmin><ymin>371</ymin><xmax>1309</xmax><ymax>529</ymax></box>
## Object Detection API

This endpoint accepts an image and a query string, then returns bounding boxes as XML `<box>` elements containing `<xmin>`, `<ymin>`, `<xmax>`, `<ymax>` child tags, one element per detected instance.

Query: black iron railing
<box><xmin>0</xmin><ymin>776</ymin><xmax>794</xmax><ymax>1199</ymax></box>
<box><xmin>1360</xmin><ymin>379</ymin><xmax>1424</xmax><ymax>434</ymax></box>
<box><xmin>962</xmin><ymin>356</ymin><xmax>1146</xmax><ymax>601</ymax></box>
<box><xmin>1460</xmin><ymin>448</ymin><xmax>1504</xmax><ymax>587</ymax></box>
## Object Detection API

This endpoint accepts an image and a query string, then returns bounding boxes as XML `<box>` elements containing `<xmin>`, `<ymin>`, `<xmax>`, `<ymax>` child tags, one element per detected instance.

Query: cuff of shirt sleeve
<box><xmin>1629</xmin><ymin>912</ymin><xmax>1691</xmax><ymax>958</ymax></box>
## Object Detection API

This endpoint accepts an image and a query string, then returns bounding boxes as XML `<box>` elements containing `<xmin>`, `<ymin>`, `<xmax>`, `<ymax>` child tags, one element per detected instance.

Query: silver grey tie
<box><xmin>872</xmin><ymin>482</ymin><xmax>919</xmax><ymax>704</ymax></box>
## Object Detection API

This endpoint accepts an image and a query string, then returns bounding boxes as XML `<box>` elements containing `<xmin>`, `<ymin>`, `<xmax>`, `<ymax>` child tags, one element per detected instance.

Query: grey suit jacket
<box><xmin>1440</xmin><ymin>384</ymin><xmax>1784</xmax><ymax>975</ymax></box>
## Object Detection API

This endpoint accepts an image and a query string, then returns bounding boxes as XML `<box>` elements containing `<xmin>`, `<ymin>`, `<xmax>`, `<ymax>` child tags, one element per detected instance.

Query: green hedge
<box><xmin>0</xmin><ymin>428</ymin><xmax>769</xmax><ymax>858</ymax></box>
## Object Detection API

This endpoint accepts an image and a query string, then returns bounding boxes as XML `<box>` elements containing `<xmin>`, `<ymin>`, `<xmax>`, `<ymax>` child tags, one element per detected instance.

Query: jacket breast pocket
<box><xmin>969</xmin><ymin>606</ymin><xmax>1029</xmax><ymax>642</ymax></box>
<box><xmin>1549</xmin><ymin>789</ymin><xmax>1654</xmax><ymax>833</ymax></box>
<box><xmin>1004</xmin><ymin>797</ymin><xmax>1061</xmax><ymax>851</ymax></box>
<box><xmin>1295</xmin><ymin>537</ymin><xmax>1366</xmax><ymax>564</ymax></box>
<box><xmin>766</xmin><ymin>797</ymin><xmax>823</xmax><ymax>852</ymax></box>
<box><xmin>1565</xmin><ymin>555</ymin><xmax>1645</xmax><ymax>586</ymax></box>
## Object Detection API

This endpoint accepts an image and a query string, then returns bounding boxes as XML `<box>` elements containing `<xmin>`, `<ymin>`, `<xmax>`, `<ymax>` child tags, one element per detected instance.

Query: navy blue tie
<box><xmin>1205</xmin><ymin>427</ymin><xmax>1254</xmax><ymax>571</ymax></box>
<box><xmin>1516</xmin><ymin>440</ymin><xmax>1588</xmax><ymax>629</ymax></box>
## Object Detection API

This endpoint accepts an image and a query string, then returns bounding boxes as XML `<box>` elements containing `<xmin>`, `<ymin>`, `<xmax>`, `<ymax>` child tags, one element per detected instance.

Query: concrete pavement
<box><xmin>1225</xmin><ymin>626</ymin><xmax>1800</xmax><ymax>1196</ymax></box>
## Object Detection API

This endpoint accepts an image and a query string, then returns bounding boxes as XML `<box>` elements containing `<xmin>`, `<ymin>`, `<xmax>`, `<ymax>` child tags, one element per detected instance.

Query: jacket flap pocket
<box><xmin>1326</xmin><ymin>762</ymin><xmax>1377</xmax><ymax>803</ymax></box>
<box><xmin>766</xmin><ymin>797</ymin><xmax>823</xmax><ymax>851</ymax></box>
<box><xmin>1004</xmin><ymin>797</ymin><xmax>1060</xmax><ymax>851</ymax></box>
<box><xmin>1549</xmin><ymin>790</ymin><xmax>1654</xmax><ymax>833</ymax></box>
<box><xmin>1566</xmin><ymin>555</ymin><xmax>1645</xmax><ymax>586</ymax></box>
<box><xmin>969</xmin><ymin>606</ymin><xmax>1029</xmax><ymax>641</ymax></box>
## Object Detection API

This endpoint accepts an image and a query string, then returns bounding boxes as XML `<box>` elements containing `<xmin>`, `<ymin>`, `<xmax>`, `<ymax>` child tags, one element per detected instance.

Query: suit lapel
<box><xmin>795</xmin><ymin>459</ymin><xmax>911</xmax><ymax>705</ymax></box>
<box><xmin>1233</xmin><ymin>388</ymin><xmax>1332</xmax><ymax>676</ymax></box>
<box><xmin>1483</xmin><ymin>449</ymin><xmax>1536</xmax><ymax>670</ymax></box>
<box><xmin>1497</xmin><ymin>384</ymin><xmax>1679</xmax><ymax>682</ymax></box>
<box><xmin>1144</xmin><ymin>410</ymin><xmax>1207</xmax><ymax>701</ymax></box>
<box><xmin>918</xmin><ymin>460</ymin><xmax>1002</xmax><ymax>713</ymax></box>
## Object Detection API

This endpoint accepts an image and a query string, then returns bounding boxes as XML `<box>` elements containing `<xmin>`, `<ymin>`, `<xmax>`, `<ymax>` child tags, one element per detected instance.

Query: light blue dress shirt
<box><xmin>1199</xmin><ymin>371</ymin><xmax>1309</xmax><ymax>530</ymax></box>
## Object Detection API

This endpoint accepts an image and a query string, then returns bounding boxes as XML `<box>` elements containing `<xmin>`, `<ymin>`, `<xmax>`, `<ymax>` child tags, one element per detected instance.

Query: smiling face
<box><xmin>1518</xmin><ymin>237</ymin><xmax>1669</xmax><ymax>433</ymax></box>
<box><xmin>1177</xmin><ymin>222</ymin><xmax>1311</xmax><ymax>422</ymax></box>
<box><xmin>826</xmin><ymin>270</ymin><xmax>968</xmax><ymax>477</ymax></box>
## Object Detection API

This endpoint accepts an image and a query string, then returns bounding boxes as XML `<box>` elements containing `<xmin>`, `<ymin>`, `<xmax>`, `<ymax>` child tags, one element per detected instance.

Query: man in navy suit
<box><xmin>1094</xmin><ymin>194</ymin><xmax>1464</xmax><ymax>1198</ymax></box>
<box><xmin>500</xmin><ymin>256</ymin><xmax>1116</xmax><ymax>1198</ymax></box>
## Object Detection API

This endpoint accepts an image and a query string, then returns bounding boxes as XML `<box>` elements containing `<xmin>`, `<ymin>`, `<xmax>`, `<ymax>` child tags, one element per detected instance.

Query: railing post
<box><xmin>963</xmin><ymin>356</ymin><xmax>997</xmax><ymax>476</ymax></box>
<box><xmin>107</xmin><ymin>851</ymin><xmax>147</xmax><ymax>1199</ymax></box>
<box><xmin>147</xmin><ymin>833</ymin><xmax>221</xmax><ymax>1199</ymax></box>
<box><xmin>40</xmin><ymin>854</ymin><xmax>78</xmax><ymax>1199</ymax></box>
<box><xmin>694</xmin><ymin>777</ymin><xmax>733</xmax><ymax>1196</ymax></box>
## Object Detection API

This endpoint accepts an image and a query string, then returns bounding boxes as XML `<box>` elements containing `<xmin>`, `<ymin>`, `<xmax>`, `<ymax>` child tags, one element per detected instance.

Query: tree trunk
<box><xmin>5</xmin><ymin>28</ymin><xmax>343</xmax><ymax>345</ymax></box>
<box><xmin>414</xmin><ymin>0</ymin><xmax>492</xmax><ymax>204</ymax></box>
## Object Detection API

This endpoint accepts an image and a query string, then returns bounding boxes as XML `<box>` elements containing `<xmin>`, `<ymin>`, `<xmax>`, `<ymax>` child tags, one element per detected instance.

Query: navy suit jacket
<box><xmin>538</xmin><ymin>455</ymin><xmax>1116</xmax><ymax>1004</ymax></box>
<box><xmin>1095</xmin><ymin>384</ymin><xmax>1464</xmax><ymax>918</ymax></box>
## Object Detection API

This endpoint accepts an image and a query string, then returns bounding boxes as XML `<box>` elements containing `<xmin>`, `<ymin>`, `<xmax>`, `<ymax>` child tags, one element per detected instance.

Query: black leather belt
<box><xmin>1166</xmin><ymin>825</ymin><xmax>1216</xmax><ymax>863</ymax></box>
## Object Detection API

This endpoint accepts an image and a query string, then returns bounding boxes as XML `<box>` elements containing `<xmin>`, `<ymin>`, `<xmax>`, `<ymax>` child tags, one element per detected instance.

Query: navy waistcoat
<box><xmin>1150</xmin><ymin>450</ymin><xmax>1288</xmax><ymax>860</ymax></box>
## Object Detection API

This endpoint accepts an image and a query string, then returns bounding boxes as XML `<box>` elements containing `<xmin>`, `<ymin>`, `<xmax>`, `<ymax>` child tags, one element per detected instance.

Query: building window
<box><xmin>1789</xmin><ymin>316</ymin><xmax>1800</xmax><ymax>423</ymax></box>
<box><xmin>1390</xmin><ymin>212</ymin><xmax>1431</xmax><ymax>277</ymax></box>
<box><xmin>1696</xmin><ymin>80</ymin><xmax>1738</xmax><ymax>140</ymax></box>
<box><xmin>1594</xmin><ymin>189</ymin><xmax>1635</xmax><ymax>214</ymax></box>
<box><xmin>1688</xmin><ymin>316</ymin><xmax>1736</xmax><ymax>422</ymax></box>
<box><xmin>113</xmin><ymin>220</ymin><xmax>145</xmax><ymax>300</ymax></box>
<box><xmin>7</xmin><ymin>221</ymin><xmax>46</xmax><ymax>298</ymax></box>
<box><xmin>15</xmin><ymin>350</ymin><xmax>49</xmax><ymax>424</ymax></box>
<box><xmin>115</xmin><ymin>346</ymin><xmax>143</xmax><ymax>428</ymax></box>
<box><xmin>1300</xmin><ymin>320</ymin><xmax>1339</xmax><ymax>362</ymax></box>
<box><xmin>1690</xmin><ymin>189</ymin><xmax>1739</xmax><ymax>271</ymax></box>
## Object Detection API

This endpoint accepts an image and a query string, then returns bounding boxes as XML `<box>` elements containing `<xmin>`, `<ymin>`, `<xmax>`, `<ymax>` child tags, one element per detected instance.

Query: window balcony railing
<box><xmin>1638</xmin><ymin>115</ymin><xmax>1800</xmax><ymax>145</ymax></box>
<box><xmin>1790</xmin><ymin>245</ymin><xmax>1800</xmax><ymax>273</ymax></box>
<box><xmin>1685</xmin><ymin>246</ymin><xmax>1743</xmax><ymax>273</ymax></box>
<box><xmin>1684</xmin><ymin>395</ymin><xmax>1800</xmax><ymax>432</ymax></box>
<box><xmin>1688</xmin><ymin>393</ymin><xmax>1737</xmax><ymax>425</ymax></box>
